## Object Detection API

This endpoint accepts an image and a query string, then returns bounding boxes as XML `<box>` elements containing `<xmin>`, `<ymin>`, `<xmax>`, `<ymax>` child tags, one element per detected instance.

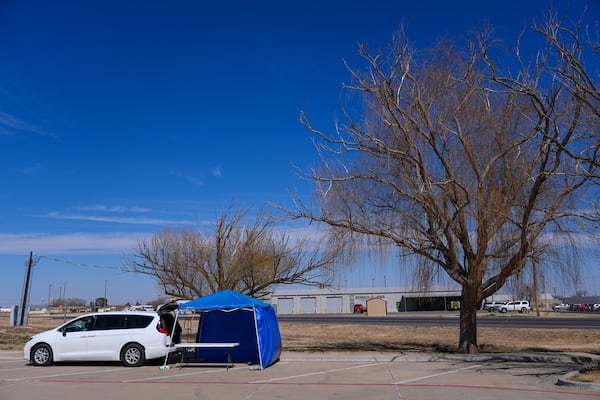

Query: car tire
<box><xmin>520</xmin><ymin>307</ymin><xmax>526</xmax><ymax>313</ymax></box>
<box><xmin>31</xmin><ymin>343</ymin><xmax>53</xmax><ymax>366</ymax></box>
<box><xmin>121</xmin><ymin>343</ymin><xmax>145</xmax><ymax>367</ymax></box>
<box><xmin>500</xmin><ymin>308</ymin><xmax>507</xmax><ymax>313</ymax></box>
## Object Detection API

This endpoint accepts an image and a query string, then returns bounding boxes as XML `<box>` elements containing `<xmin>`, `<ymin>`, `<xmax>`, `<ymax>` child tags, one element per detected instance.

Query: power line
<box><xmin>37</xmin><ymin>255</ymin><xmax>119</xmax><ymax>271</ymax></box>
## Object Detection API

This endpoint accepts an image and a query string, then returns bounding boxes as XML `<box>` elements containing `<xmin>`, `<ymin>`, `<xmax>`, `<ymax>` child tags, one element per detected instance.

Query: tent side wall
<box><xmin>256</xmin><ymin>305</ymin><xmax>282</xmax><ymax>368</ymax></box>
<box><xmin>195</xmin><ymin>309</ymin><xmax>260</xmax><ymax>363</ymax></box>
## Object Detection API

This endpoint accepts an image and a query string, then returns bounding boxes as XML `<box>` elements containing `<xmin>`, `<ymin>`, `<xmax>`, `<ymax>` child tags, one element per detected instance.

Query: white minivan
<box><xmin>24</xmin><ymin>311</ymin><xmax>172</xmax><ymax>367</ymax></box>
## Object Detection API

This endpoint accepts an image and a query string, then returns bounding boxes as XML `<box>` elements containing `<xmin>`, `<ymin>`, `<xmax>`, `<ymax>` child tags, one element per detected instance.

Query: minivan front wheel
<box><xmin>31</xmin><ymin>343</ymin><xmax>53</xmax><ymax>366</ymax></box>
<box><xmin>121</xmin><ymin>343</ymin><xmax>145</xmax><ymax>367</ymax></box>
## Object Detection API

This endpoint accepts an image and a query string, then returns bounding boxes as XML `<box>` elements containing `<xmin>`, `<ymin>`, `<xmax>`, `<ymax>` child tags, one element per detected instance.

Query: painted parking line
<box><xmin>0</xmin><ymin>366</ymin><xmax>36</xmax><ymax>373</ymax></box>
<box><xmin>250</xmin><ymin>362</ymin><xmax>483</xmax><ymax>387</ymax></box>
<box><xmin>250</xmin><ymin>362</ymin><xmax>381</xmax><ymax>384</ymax></box>
<box><xmin>394</xmin><ymin>364</ymin><xmax>483</xmax><ymax>384</ymax></box>
<box><xmin>125</xmin><ymin>361</ymin><xmax>296</xmax><ymax>383</ymax></box>
<box><xmin>4</xmin><ymin>367</ymin><xmax>125</xmax><ymax>382</ymax></box>
<box><xmin>124</xmin><ymin>365</ymin><xmax>249</xmax><ymax>382</ymax></box>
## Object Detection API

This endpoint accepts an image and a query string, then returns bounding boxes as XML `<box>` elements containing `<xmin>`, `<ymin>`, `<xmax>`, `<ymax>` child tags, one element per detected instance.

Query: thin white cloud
<box><xmin>0</xmin><ymin>232</ymin><xmax>141</xmax><ymax>255</ymax></box>
<box><xmin>0</xmin><ymin>110</ymin><xmax>56</xmax><ymax>138</ymax></box>
<box><xmin>73</xmin><ymin>205</ymin><xmax>152</xmax><ymax>213</ymax></box>
<box><xmin>38</xmin><ymin>212</ymin><xmax>196</xmax><ymax>226</ymax></box>
<box><xmin>170</xmin><ymin>170</ymin><xmax>204</xmax><ymax>187</ymax></box>
<box><xmin>212</xmin><ymin>165</ymin><xmax>222</xmax><ymax>177</ymax></box>
<box><xmin>186</xmin><ymin>175</ymin><xmax>204</xmax><ymax>186</ymax></box>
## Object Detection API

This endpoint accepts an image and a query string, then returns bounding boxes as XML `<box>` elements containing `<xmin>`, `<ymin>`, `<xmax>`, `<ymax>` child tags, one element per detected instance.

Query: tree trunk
<box><xmin>459</xmin><ymin>285</ymin><xmax>479</xmax><ymax>353</ymax></box>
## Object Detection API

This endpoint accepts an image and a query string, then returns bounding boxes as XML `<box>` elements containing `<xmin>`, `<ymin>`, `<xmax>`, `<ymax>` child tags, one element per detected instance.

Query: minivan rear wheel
<box><xmin>121</xmin><ymin>343</ymin><xmax>144</xmax><ymax>367</ymax></box>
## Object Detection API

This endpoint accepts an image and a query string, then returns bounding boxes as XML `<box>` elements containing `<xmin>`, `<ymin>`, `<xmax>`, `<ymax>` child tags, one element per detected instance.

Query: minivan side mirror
<box><xmin>61</xmin><ymin>327</ymin><xmax>67</xmax><ymax>337</ymax></box>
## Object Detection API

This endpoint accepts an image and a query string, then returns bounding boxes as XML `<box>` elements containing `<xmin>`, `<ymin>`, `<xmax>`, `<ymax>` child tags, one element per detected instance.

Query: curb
<box><xmin>557</xmin><ymin>369</ymin><xmax>600</xmax><ymax>390</ymax></box>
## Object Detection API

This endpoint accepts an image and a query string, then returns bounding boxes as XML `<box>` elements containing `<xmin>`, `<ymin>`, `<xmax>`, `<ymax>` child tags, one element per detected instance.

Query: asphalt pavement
<box><xmin>1</xmin><ymin>350</ymin><xmax>599</xmax><ymax>400</ymax></box>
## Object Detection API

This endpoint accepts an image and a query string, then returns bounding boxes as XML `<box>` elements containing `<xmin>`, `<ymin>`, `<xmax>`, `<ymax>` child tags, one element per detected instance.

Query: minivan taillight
<box><xmin>157</xmin><ymin>323</ymin><xmax>168</xmax><ymax>335</ymax></box>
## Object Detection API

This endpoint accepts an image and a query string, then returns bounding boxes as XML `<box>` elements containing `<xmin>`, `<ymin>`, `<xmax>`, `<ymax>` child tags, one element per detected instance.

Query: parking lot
<box><xmin>2</xmin><ymin>350</ymin><xmax>599</xmax><ymax>400</ymax></box>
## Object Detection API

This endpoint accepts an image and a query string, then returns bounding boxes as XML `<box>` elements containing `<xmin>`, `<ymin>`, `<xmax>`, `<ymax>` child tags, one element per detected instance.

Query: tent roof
<box><xmin>179</xmin><ymin>290</ymin><xmax>271</xmax><ymax>311</ymax></box>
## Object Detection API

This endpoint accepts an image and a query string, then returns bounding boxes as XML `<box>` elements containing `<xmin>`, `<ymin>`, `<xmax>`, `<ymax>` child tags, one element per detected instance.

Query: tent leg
<box><xmin>159</xmin><ymin>349</ymin><xmax>170</xmax><ymax>370</ymax></box>
<box><xmin>251</xmin><ymin>306</ymin><xmax>264</xmax><ymax>370</ymax></box>
<box><xmin>159</xmin><ymin>310</ymin><xmax>181</xmax><ymax>371</ymax></box>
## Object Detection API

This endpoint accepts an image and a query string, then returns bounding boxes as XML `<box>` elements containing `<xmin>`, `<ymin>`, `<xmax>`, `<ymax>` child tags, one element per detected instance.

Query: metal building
<box><xmin>267</xmin><ymin>286</ymin><xmax>462</xmax><ymax>314</ymax></box>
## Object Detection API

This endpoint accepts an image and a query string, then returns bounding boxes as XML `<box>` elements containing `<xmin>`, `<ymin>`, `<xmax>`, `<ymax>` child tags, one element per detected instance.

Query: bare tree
<box><xmin>126</xmin><ymin>206</ymin><xmax>341</xmax><ymax>299</ymax></box>
<box><xmin>290</xmin><ymin>10</ymin><xmax>600</xmax><ymax>353</ymax></box>
<box><xmin>49</xmin><ymin>297</ymin><xmax>87</xmax><ymax>307</ymax></box>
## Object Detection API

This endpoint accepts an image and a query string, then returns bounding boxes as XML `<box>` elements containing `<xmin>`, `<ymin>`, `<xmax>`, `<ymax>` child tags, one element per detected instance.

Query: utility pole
<box><xmin>19</xmin><ymin>251</ymin><xmax>34</xmax><ymax>326</ymax></box>
<box><xmin>532</xmin><ymin>259</ymin><xmax>540</xmax><ymax>317</ymax></box>
<box><xmin>63</xmin><ymin>281</ymin><xmax>67</xmax><ymax>322</ymax></box>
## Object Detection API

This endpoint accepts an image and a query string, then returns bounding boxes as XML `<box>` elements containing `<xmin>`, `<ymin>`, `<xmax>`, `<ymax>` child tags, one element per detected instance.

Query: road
<box><xmin>277</xmin><ymin>312</ymin><xmax>600</xmax><ymax>329</ymax></box>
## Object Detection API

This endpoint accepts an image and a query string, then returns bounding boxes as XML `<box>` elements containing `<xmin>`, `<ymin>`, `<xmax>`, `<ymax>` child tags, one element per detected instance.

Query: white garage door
<box><xmin>300</xmin><ymin>297</ymin><xmax>317</xmax><ymax>314</ymax></box>
<box><xmin>276</xmin><ymin>298</ymin><xmax>294</xmax><ymax>314</ymax></box>
<box><xmin>326</xmin><ymin>296</ymin><xmax>343</xmax><ymax>313</ymax></box>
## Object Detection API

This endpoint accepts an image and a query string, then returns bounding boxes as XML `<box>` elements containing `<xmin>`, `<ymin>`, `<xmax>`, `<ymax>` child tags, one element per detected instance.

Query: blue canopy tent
<box><xmin>177</xmin><ymin>290</ymin><xmax>282</xmax><ymax>369</ymax></box>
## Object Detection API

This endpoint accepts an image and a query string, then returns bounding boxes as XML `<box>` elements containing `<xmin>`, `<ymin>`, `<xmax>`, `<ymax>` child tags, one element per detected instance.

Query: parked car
<box><xmin>553</xmin><ymin>303</ymin><xmax>570</xmax><ymax>311</ymax></box>
<box><xmin>24</xmin><ymin>311</ymin><xmax>172</xmax><ymax>367</ymax></box>
<box><xmin>498</xmin><ymin>300</ymin><xmax>531</xmax><ymax>313</ymax></box>
<box><xmin>353</xmin><ymin>304</ymin><xmax>366</xmax><ymax>313</ymax></box>
<box><xmin>593</xmin><ymin>304</ymin><xmax>600</xmax><ymax>311</ymax></box>
<box><xmin>571</xmin><ymin>303</ymin><xmax>592</xmax><ymax>312</ymax></box>
<box><xmin>483</xmin><ymin>301</ymin><xmax>506</xmax><ymax>312</ymax></box>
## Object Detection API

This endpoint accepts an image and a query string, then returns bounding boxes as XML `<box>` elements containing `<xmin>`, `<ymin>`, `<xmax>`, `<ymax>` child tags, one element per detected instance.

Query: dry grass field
<box><xmin>3</xmin><ymin>312</ymin><xmax>600</xmax><ymax>354</ymax></box>
<box><xmin>5</xmin><ymin>312</ymin><xmax>600</xmax><ymax>381</ymax></box>
<box><xmin>281</xmin><ymin>322</ymin><xmax>600</xmax><ymax>354</ymax></box>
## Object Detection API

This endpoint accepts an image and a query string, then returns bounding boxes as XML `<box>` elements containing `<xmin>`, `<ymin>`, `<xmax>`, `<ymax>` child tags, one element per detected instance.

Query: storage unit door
<box><xmin>300</xmin><ymin>297</ymin><xmax>317</xmax><ymax>314</ymax></box>
<box><xmin>276</xmin><ymin>298</ymin><xmax>294</xmax><ymax>314</ymax></box>
<box><xmin>326</xmin><ymin>296</ymin><xmax>343</xmax><ymax>313</ymax></box>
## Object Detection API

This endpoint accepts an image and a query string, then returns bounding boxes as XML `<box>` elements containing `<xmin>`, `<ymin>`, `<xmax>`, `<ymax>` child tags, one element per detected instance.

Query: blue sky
<box><xmin>1</xmin><ymin>1</ymin><xmax>598</xmax><ymax>306</ymax></box>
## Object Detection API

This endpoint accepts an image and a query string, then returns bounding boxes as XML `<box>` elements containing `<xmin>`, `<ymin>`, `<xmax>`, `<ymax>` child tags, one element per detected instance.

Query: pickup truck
<box><xmin>353</xmin><ymin>304</ymin><xmax>366</xmax><ymax>313</ymax></box>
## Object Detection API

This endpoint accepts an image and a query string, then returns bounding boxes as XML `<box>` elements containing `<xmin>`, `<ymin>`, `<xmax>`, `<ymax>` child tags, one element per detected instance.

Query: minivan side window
<box><xmin>63</xmin><ymin>316</ymin><xmax>94</xmax><ymax>332</ymax></box>
<box><xmin>92</xmin><ymin>315</ymin><xmax>126</xmax><ymax>330</ymax></box>
<box><xmin>126</xmin><ymin>315</ymin><xmax>153</xmax><ymax>329</ymax></box>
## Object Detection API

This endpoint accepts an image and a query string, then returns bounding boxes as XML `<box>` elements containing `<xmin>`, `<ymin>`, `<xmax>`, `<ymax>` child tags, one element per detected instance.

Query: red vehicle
<box><xmin>571</xmin><ymin>304</ymin><xmax>592</xmax><ymax>312</ymax></box>
<box><xmin>353</xmin><ymin>304</ymin><xmax>365</xmax><ymax>313</ymax></box>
